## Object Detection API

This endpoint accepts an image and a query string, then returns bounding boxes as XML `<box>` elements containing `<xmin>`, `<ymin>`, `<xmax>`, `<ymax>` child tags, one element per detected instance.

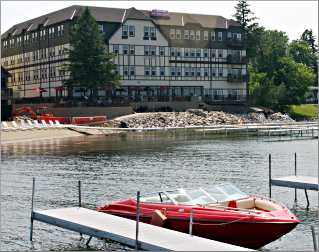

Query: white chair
<box><xmin>49</xmin><ymin>120</ymin><xmax>56</xmax><ymax>127</ymax></box>
<box><xmin>1</xmin><ymin>121</ymin><xmax>12</xmax><ymax>131</ymax></box>
<box><xmin>11</xmin><ymin>121</ymin><xmax>25</xmax><ymax>130</ymax></box>
<box><xmin>34</xmin><ymin>120</ymin><xmax>46</xmax><ymax>129</ymax></box>
<box><xmin>41</xmin><ymin>120</ymin><xmax>49</xmax><ymax>128</ymax></box>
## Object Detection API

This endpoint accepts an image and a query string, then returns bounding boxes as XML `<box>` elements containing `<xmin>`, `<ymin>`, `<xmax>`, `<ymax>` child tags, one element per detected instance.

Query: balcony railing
<box><xmin>226</xmin><ymin>38</ymin><xmax>244</xmax><ymax>48</ymax></box>
<box><xmin>226</xmin><ymin>55</ymin><xmax>248</xmax><ymax>64</ymax></box>
<box><xmin>227</xmin><ymin>74</ymin><xmax>247</xmax><ymax>83</ymax></box>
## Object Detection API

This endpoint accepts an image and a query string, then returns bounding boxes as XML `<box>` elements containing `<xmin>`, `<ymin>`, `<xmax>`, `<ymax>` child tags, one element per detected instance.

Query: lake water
<box><xmin>1</xmin><ymin>133</ymin><xmax>318</xmax><ymax>251</ymax></box>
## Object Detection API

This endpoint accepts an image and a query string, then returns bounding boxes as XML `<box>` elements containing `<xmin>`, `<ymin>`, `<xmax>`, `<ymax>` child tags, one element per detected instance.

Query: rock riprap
<box><xmin>111</xmin><ymin>110</ymin><xmax>294</xmax><ymax>128</ymax></box>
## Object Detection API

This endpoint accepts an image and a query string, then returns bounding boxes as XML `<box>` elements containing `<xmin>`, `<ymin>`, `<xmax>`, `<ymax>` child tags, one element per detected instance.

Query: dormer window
<box><xmin>204</xmin><ymin>31</ymin><xmax>208</xmax><ymax>40</ymax></box>
<box><xmin>184</xmin><ymin>30</ymin><xmax>189</xmax><ymax>40</ymax></box>
<box><xmin>190</xmin><ymin>30</ymin><xmax>195</xmax><ymax>40</ymax></box>
<box><xmin>98</xmin><ymin>24</ymin><xmax>103</xmax><ymax>33</ymax></box>
<box><xmin>122</xmin><ymin>25</ymin><xmax>128</xmax><ymax>39</ymax></box>
<box><xmin>129</xmin><ymin>25</ymin><xmax>135</xmax><ymax>37</ymax></box>
<box><xmin>176</xmin><ymin>30</ymin><xmax>181</xmax><ymax>40</ymax></box>
<box><xmin>150</xmin><ymin>27</ymin><xmax>156</xmax><ymax>40</ymax></box>
<box><xmin>196</xmin><ymin>30</ymin><xmax>200</xmax><ymax>40</ymax></box>
<box><xmin>170</xmin><ymin>29</ymin><xmax>175</xmax><ymax>39</ymax></box>
<box><xmin>144</xmin><ymin>26</ymin><xmax>150</xmax><ymax>39</ymax></box>
<box><xmin>211</xmin><ymin>31</ymin><xmax>215</xmax><ymax>41</ymax></box>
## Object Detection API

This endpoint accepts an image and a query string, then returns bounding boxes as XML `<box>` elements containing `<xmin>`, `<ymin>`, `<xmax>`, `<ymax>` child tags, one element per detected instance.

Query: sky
<box><xmin>1</xmin><ymin>1</ymin><xmax>318</xmax><ymax>41</ymax></box>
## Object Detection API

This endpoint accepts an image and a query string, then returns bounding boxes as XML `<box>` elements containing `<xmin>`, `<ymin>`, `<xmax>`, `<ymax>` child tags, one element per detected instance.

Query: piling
<box><xmin>269</xmin><ymin>154</ymin><xmax>272</xmax><ymax>199</ymax></box>
<box><xmin>78</xmin><ymin>181</ymin><xmax>81</xmax><ymax>207</ymax></box>
<box><xmin>294</xmin><ymin>153</ymin><xmax>297</xmax><ymax>203</ymax></box>
<box><xmin>311</xmin><ymin>226</ymin><xmax>317</xmax><ymax>251</ymax></box>
<box><xmin>30</xmin><ymin>177</ymin><xmax>35</xmax><ymax>241</ymax></box>
<box><xmin>135</xmin><ymin>191</ymin><xmax>140</xmax><ymax>250</ymax></box>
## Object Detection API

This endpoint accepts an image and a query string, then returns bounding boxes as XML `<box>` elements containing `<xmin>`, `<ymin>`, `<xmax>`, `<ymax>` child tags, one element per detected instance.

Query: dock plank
<box><xmin>271</xmin><ymin>176</ymin><xmax>318</xmax><ymax>191</ymax></box>
<box><xmin>33</xmin><ymin>207</ymin><xmax>252</xmax><ymax>251</ymax></box>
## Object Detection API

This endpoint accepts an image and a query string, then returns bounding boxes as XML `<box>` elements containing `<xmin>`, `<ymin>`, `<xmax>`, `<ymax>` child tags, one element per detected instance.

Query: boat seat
<box><xmin>173</xmin><ymin>194</ymin><xmax>191</xmax><ymax>203</ymax></box>
<box><xmin>255</xmin><ymin>199</ymin><xmax>282</xmax><ymax>211</ymax></box>
<box><xmin>236</xmin><ymin>198</ymin><xmax>255</xmax><ymax>209</ymax></box>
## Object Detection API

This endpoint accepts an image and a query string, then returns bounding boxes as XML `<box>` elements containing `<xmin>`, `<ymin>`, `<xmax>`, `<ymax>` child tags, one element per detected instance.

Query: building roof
<box><xmin>2</xmin><ymin>5</ymin><xmax>240</xmax><ymax>38</ymax></box>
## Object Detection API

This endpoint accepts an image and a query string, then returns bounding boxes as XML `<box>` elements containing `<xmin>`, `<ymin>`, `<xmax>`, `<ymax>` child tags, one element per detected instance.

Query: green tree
<box><xmin>273</xmin><ymin>57</ymin><xmax>315</xmax><ymax>104</ymax></box>
<box><xmin>64</xmin><ymin>7</ymin><xmax>120</xmax><ymax>100</ymax></box>
<box><xmin>301</xmin><ymin>29</ymin><xmax>317</xmax><ymax>54</ymax></box>
<box><xmin>288</xmin><ymin>40</ymin><xmax>317</xmax><ymax>69</ymax></box>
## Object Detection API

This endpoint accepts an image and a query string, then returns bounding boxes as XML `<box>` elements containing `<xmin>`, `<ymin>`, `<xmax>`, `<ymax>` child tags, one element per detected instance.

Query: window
<box><xmin>211</xmin><ymin>49</ymin><xmax>216</xmax><ymax>58</ymax></box>
<box><xmin>170</xmin><ymin>47</ymin><xmax>176</xmax><ymax>57</ymax></box>
<box><xmin>122</xmin><ymin>25</ymin><xmax>128</xmax><ymax>38</ymax></box>
<box><xmin>170</xmin><ymin>29</ymin><xmax>175</xmax><ymax>39</ymax></box>
<box><xmin>114</xmin><ymin>66</ymin><xmax>119</xmax><ymax>75</ymax></box>
<box><xmin>150</xmin><ymin>27</ymin><xmax>156</xmax><ymax>39</ymax></box>
<box><xmin>177</xmin><ymin>48</ymin><xmax>181</xmax><ymax>57</ymax></box>
<box><xmin>130</xmin><ymin>45</ymin><xmax>135</xmax><ymax>55</ymax></box>
<box><xmin>184</xmin><ymin>67</ymin><xmax>189</xmax><ymax>76</ymax></box>
<box><xmin>218</xmin><ymin>49</ymin><xmax>223</xmax><ymax>58</ymax></box>
<box><xmin>123</xmin><ymin>66</ymin><xmax>128</xmax><ymax>76</ymax></box>
<box><xmin>176</xmin><ymin>67</ymin><xmax>181</xmax><ymax>76</ymax></box>
<box><xmin>204</xmin><ymin>31</ymin><xmax>208</xmax><ymax>40</ymax></box>
<box><xmin>227</xmin><ymin>32</ymin><xmax>232</xmax><ymax>39</ymax></box>
<box><xmin>170</xmin><ymin>67</ymin><xmax>175</xmax><ymax>76</ymax></box>
<box><xmin>129</xmin><ymin>25</ymin><xmax>135</xmax><ymax>37</ymax></box>
<box><xmin>150</xmin><ymin>46</ymin><xmax>156</xmax><ymax>56</ymax></box>
<box><xmin>218</xmin><ymin>31</ymin><xmax>223</xmax><ymax>41</ymax></box>
<box><xmin>98</xmin><ymin>24</ymin><xmax>103</xmax><ymax>33</ymax></box>
<box><xmin>212</xmin><ymin>68</ymin><xmax>216</xmax><ymax>77</ymax></box>
<box><xmin>196</xmin><ymin>68</ymin><xmax>201</xmax><ymax>77</ymax></box>
<box><xmin>144</xmin><ymin>26</ymin><xmax>150</xmax><ymax>39</ymax></box>
<box><xmin>204</xmin><ymin>68</ymin><xmax>209</xmax><ymax>77</ymax></box>
<box><xmin>218</xmin><ymin>68</ymin><xmax>223</xmax><ymax>77</ymax></box>
<box><xmin>151</xmin><ymin>67</ymin><xmax>157</xmax><ymax>76</ymax></box>
<box><xmin>190</xmin><ymin>30</ymin><xmax>195</xmax><ymax>40</ymax></box>
<box><xmin>184</xmin><ymin>48</ymin><xmax>190</xmax><ymax>57</ymax></box>
<box><xmin>49</xmin><ymin>67</ymin><xmax>56</xmax><ymax>78</ymax></box>
<box><xmin>113</xmin><ymin>44</ymin><xmax>119</xmax><ymax>54</ymax></box>
<box><xmin>196</xmin><ymin>49</ymin><xmax>201</xmax><ymax>57</ymax></box>
<box><xmin>123</xmin><ymin>45</ymin><xmax>128</xmax><ymax>55</ymax></box>
<box><xmin>191</xmin><ymin>67</ymin><xmax>195</xmax><ymax>77</ymax></box>
<box><xmin>190</xmin><ymin>48</ymin><xmax>195</xmax><ymax>57</ymax></box>
<box><xmin>176</xmin><ymin>30</ymin><xmax>181</xmax><ymax>40</ymax></box>
<box><xmin>203</xmin><ymin>49</ymin><xmax>208</xmax><ymax>58</ymax></box>
<box><xmin>211</xmin><ymin>31</ymin><xmax>215</xmax><ymax>41</ymax></box>
<box><xmin>144</xmin><ymin>45</ymin><xmax>150</xmax><ymax>56</ymax></box>
<box><xmin>160</xmin><ymin>67</ymin><xmax>165</xmax><ymax>76</ymax></box>
<box><xmin>130</xmin><ymin>66</ymin><xmax>135</xmax><ymax>76</ymax></box>
<box><xmin>58</xmin><ymin>25</ymin><xmax>64</xmax><ymax>36</ymax></box>
<box><xmin>159</xmin><ymin>47</ymin><xmax>165</xmax><ymax>56</ymax></box>
<box><xmin>237</xmin><ymin>33</ymin><xmax>242</xmax><ymax>41</ymax></box>
<box><xmin>145</xmin><ymin>66</ymin><xmax>150</xmax><ymax>76</ymax></box>
<box><xmin>184</xmin><ymin>30</ymin><xmax>189</xmax><ymax>40</ymax></box>
<box><xmin>196</xmin><ymin>30</ymin><xmax>200</xmax><ymax>40</ymax></box>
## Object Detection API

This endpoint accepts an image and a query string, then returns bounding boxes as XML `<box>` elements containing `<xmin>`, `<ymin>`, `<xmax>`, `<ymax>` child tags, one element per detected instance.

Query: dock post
<box><xmin>135</xmin><ymin>191</ymin><xmax>140</xmax><ymax>250</ymax></box>
<box><xmin>305</xmin><ymin>189</ymin><xmax>310</xmax><ymax>210</ymax></box>
<box><xmin>78</xmin><ymin>181</ymin><xmax>82</xmax><ymax>239</ymax></box>
<box><xmin>311</xmin><ymin>226</ymin><xmax>318</xmax><ymax>251</ymax></box>
<box><xmin>294</xmin><ymin>153</ymin><xmax>297</xmax><ymax>204</ymax></box>
<box><xmin>269</xmin><ymin>154</ymin><xmax>272</xmax><ymax>199</ymax></box>
<box><xmin>78</xmin><ymin>180</ymin><xmax>81</xmax><ymax>207</ymax></box>
<box><xmin>30</xmin><ymin>177</ymin><xmax>35</xmax><ymax>241</ymax></box>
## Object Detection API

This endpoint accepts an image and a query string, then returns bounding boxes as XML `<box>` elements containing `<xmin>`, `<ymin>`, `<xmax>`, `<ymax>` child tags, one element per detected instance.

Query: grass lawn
<box><xmin>286</xmin><ymin>104</ymin><xmax>318</xmax><ymax>120</ymax></box>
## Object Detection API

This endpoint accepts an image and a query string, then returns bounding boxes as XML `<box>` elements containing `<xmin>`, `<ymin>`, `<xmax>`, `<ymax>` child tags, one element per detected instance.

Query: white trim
<box><xmin>225</xmin><ymin>20</ymin><xmax>228</xmax><ymax>29</ymax></box>
<box><xmin>70</xmin><ymin>9</ymin><xmax>76</xmax><ymax>20</ymax></box>
<box><xmin>121</xmin><ymin>9</ymin><xmax>127</xmax><ymax>23</ymax></box>
<box><xmin>43</xmin><ymin>19</ymin><xmax>49</xmax><ymax>27</ymax></box>
<box><xmin>27</xmin><ymin>24</ymin><xmax>33</xmax><ymax>31</ymax></box>
<box><xmin>181</xmin><ymin>15</ymin><xmax>184</xmax><ymax>26</ymax></box>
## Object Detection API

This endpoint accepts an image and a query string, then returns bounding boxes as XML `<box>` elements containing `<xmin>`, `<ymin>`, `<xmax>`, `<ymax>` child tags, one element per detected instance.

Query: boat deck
<box><xmin>271</xmin><ymin>176</ymin><xmax>318</xmax><ymax>191</ymax></box>
<box><xmin>32</xmin><ymin>207</ymin><xmax>252</xmax><ymax>251</ymax></box>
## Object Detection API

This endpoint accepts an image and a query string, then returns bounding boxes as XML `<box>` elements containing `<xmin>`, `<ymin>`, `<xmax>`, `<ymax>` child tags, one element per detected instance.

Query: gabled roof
<box><xmin>2</xmin><ymin>5</ymin><xmax>240</xmax><ymax>38</ymax></box>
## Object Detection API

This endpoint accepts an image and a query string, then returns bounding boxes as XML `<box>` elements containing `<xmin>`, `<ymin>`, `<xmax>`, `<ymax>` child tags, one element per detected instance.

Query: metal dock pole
<box><xmin>135</xmin><ymin>191</ymin><xmax>140</xmax><ymax>250</ymax></box>
<box><xmin>269</xmin><ymin>154</ymin><xmax>272</xmax><ymax>199</ymax></box>
<box><xmin>294</xmin><ymin>153</ymin><xmax>297</xmax><ymax>204</ymax></box>
<box><xmin>30</xmin><ymin>177</ymin><xmax>35</xmax><ymax>241</ymax></box>
<box><xmin>311</xmin><ymin>226</ymin><xmax>318</xmax><ymax>251</ymax></box>
<box><xmin>78</xmin><ymin>181</ymin><xmax>83</xmax><ymax>239</ymax></box>
<box><xmin>189</xmin><ymin>208</ymin><xmax>193</xmax><ymax>236</ymax></box>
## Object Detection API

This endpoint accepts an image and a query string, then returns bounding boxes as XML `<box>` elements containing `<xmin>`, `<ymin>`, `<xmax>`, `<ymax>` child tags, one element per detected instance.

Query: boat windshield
<box><xmin>140</xmin><ymin>183</ymin><xmax>248</xmax><ymax>205</ymax></box>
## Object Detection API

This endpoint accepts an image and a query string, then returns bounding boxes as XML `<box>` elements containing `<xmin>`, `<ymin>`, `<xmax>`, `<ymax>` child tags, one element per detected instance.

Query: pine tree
<box><xmin>301</xmin><ymin>29</ymin><xmax>318</xmax><ymax>54</ymax></box>
<box><xmin>64</xmin><ymin>7</ymin><xmax>120</xmax><ymax>100</ymax></box>
<box><xmin>233</xmin><ymin>0</ymin><xmax>258</xmax><ymax>31</ymax></box>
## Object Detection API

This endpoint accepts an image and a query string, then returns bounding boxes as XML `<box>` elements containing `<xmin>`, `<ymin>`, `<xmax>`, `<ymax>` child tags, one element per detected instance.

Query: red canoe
<box><xmin>97</xmin><ymin>183</ymin><xmax>299</xmax><ymax>249</ymax></box>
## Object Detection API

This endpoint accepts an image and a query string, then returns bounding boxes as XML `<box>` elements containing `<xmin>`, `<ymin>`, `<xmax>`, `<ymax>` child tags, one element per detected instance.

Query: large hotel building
<box><xmin>1</xmin><ymin>5</ymin><xmax>247</xmax><ymax>104</ymax></box>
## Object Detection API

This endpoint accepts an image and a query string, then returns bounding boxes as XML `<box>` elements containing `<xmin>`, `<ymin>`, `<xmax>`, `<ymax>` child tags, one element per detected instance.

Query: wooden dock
<box><xmin>32</xmin><ymin>207</ymin><xmax>251</xmax><ymax>251</ymax></box>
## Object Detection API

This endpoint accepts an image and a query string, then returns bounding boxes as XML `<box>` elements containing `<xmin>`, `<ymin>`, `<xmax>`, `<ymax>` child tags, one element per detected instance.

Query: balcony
<box><xmin>226</xmin><ymin>55</ymin><xmax>248</xmax><ymax>64</ymax></box>
<box><xmin>226</xmin><ymin>38</ymin><xmax>243</xmax><ymax>48</ymax></box>
<box><xmin>227</xmin><ymin>74</ymin><xmax>247</xmax><ymax>83</ymax></box>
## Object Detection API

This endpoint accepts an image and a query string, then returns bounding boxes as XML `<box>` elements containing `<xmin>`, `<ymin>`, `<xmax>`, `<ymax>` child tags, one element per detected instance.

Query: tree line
<box><xmin>233</xmin><ymin>0</ymin><xmax>317</xmax><ymax>108</ymax></box>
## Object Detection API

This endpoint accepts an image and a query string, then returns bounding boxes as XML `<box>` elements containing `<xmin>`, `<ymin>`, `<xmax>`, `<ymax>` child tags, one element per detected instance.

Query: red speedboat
<box><xmin>97</xmin><ymin>183</ymin><xmax>299</xmax><ymax>249</ymax></box>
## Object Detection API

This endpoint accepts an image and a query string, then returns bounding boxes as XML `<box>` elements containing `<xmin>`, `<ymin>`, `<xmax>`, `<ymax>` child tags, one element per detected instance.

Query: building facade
<box><xmin>1</xmin><ymin>5</ymin><xmax>247</xmax><ymax>104</ymax></box>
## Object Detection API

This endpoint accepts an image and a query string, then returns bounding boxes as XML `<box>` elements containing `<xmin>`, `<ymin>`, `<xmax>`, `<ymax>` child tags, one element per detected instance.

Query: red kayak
<box><xmin>97</xmin><ymin>183</ymin><xmax>299</xmax><ymax>249</ymax></box>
